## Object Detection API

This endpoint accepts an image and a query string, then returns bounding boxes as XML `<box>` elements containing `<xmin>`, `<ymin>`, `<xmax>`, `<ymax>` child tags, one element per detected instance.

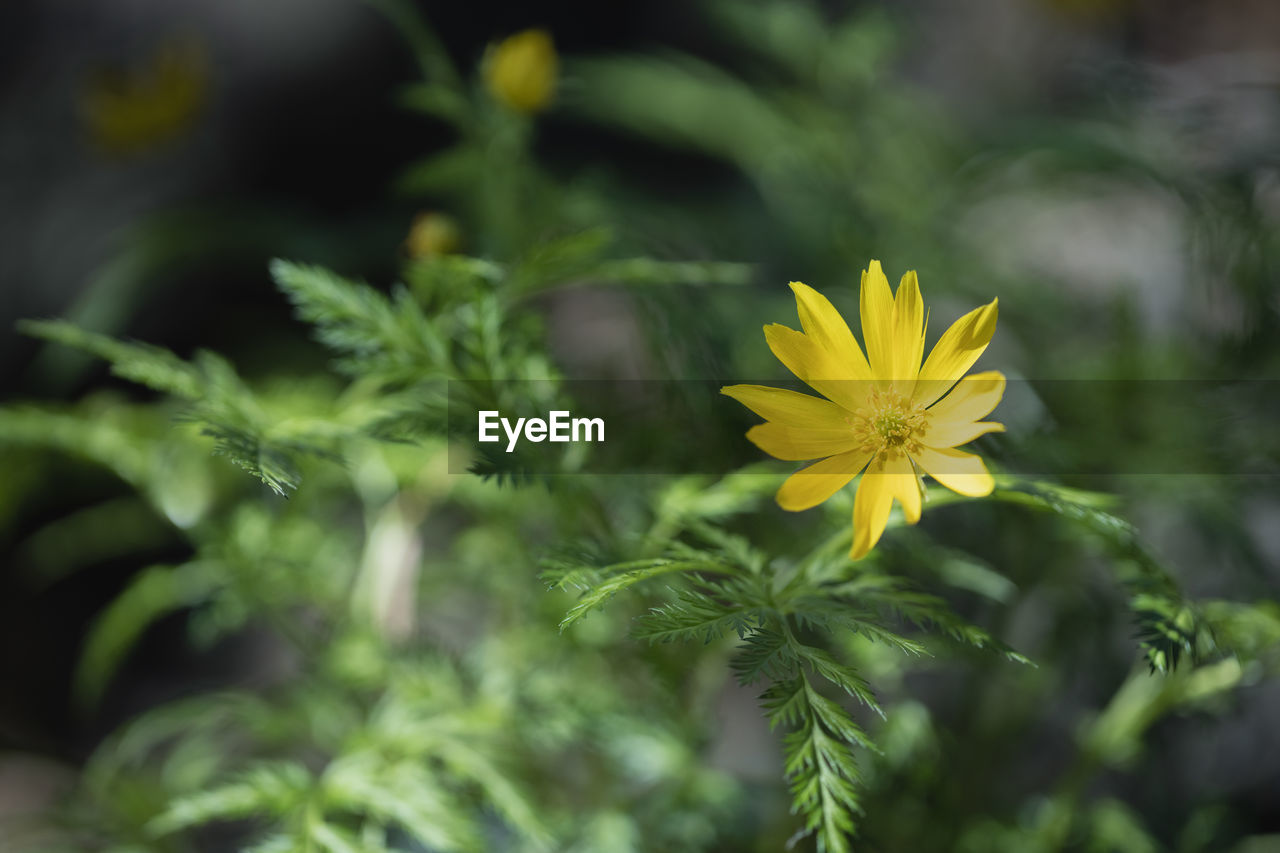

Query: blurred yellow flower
<box><xmin>404</xmin><ymin>212</ymin><xmax>461</xmax><ymax>258</ymax></box>
<box><xmin>483</xmin><ymin>29</ymin><xmax>558</xmax><ymax>114</ymax></box>
<box><xmin>723</xmin><ymin>261</ymin><xmax>1003</xmax><ymax>559</ymax></box>
<box><xmin>80</xmin><ymin>37</ymin><xmax>208</xmax><ymax>156</ymax></box>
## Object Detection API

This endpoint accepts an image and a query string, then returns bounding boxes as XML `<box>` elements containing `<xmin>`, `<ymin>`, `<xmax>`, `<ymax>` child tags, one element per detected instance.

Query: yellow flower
<box><xmin>483</xmin><ymin>29</ymin><xmax>558</xmax><ymax>114</ymax></box>
<box><xmin>404</xmin><ymin>212</ymin><xmax>461</xmax><ymax>258</ymax></box>
<box><xmin>723</xmin><ymin>261</ymin><xmax>1004</xmax><ymax>559</ymax></box>
<box><xmin>80</xmin><ymin>37</ymin><xmax>208</xmax><ymax>156</ymax></box>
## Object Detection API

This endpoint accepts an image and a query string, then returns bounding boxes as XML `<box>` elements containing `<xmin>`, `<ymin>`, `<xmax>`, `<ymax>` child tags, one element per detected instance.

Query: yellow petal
<box><xmin>747</xmin><ymin>422</ymin><xmax>862</xmax><ymax>461</ymax></box>
<box><xmin>912</xmin><ymin>445</ymin><xmax>995</xmax><ymax>497</ymax></box>
<box><xmin>859</xmin><ymin>260</ymin><xmax>895</xmax><ymax>380</ymax></box>
<box><xmin>720</xmin><ymin>384</ymin><xmax>850</xmax><ymax>430</ymax></box>
<box><xmin>883</xmin><ymin>453</ymin><xmax>922</xmax><ymax>524</ymax></box>
<box><xmin>914</xmin><ymin>298</ymin><xmax>998</xmax><ymax>408</ymax></box>
<box><xmin>918</xmin><ymin>371</ymin><xmax>1006</xmax><ymax>449</ymax></box>
<box><xmin>891</xmin><ymin>270</ymin><xmax>925</xmax><ymax>382</ymax></box>
<box><xmin>776</xmin><ymin>448</ymin><xmax>873</xmax><ymax>512</ymax></box>
<box><xmin>875</xmin><ymin>450</ymin><xmax>926</xmax><ymax>525</ymax></box>
<box><xmin>926</xmin><ymin>371</ymin><xmax>1006</xmax><ymax>425</ymax></box>
<box><xmin>918</xmin><ymin>420</ymin><xmax>1004</xmax><ymax>449</ymax></box>
<box><xmin>788</xmin><ymin>281</ymin><xmax>871</xmax><ymax>380</ymax></box>
<box><xmin>763</xmin><ymin>324</ymin><xmax>868</xmax><ymax>412</ymax></box>
<box><xmin>850</xmin><ymin>458</ymin><xmax>896</xmax><ymax>559</ymax></box>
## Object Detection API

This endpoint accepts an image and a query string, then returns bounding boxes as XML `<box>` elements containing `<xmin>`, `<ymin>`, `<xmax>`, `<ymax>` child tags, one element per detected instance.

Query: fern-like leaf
<box><xmin>762</xmin><ymin>675</ymin><xmax>868</xmax><ymax>853</ymax></box>
<box><xmin>635</xmin><ymin>580</ymin><xmax>765</xmax><ymax>644</ymax></box>
<box><xmin>271</xmin><ymin>259</ymin><xmax>449</xmax><ymax>383</ymax></box>
<box><xmin>20</xmin><ymin>319</ymin><xmax>203</xmax><ymax>398</ymax></box>
<box><xmin>148</xmin><ymin>761</ymin><xmax>314</xmax><ymax>835</ymax></box>
<box><xmin>544</xmin><ymin>557</ymin><xmax>735</xmax><ymax>631</ymax></box>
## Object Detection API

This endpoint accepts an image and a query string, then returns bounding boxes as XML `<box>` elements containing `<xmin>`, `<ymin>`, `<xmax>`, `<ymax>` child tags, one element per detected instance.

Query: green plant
<box><xmin>4</xmin><ymin>2</ymin><xmax>1279</xmax><ymax>852</ymax></box>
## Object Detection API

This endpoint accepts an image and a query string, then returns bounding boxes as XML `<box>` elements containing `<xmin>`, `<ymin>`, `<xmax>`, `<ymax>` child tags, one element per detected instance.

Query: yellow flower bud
<box><xmin>405</xmin><ymin>212</ymin><xmax>461</xmax><ymax>258</ymax></box>
<box><xmin>483</xmin><ymin>29</ymin><xmax>558</xmax><ymax>114</ymax></box>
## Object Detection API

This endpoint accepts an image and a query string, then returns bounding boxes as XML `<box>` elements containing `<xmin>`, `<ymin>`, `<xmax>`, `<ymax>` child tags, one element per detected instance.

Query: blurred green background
<box><xmin>2</xmin><ymin>1</ymin><xmax>1279</xmax><ymax>851</ymax></box>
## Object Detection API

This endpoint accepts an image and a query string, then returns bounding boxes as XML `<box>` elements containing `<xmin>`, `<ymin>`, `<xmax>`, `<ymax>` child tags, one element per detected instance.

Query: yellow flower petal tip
<box><xmin>979</xmin><ymin>297</ymin><xmax>998</xmax><ymax>328</ymax></box>
<box><xmin>725</xmin><ymin>263</ymin><xmax>1005</xmax><ymax>559</ymax></box>
<box><xmin>484</xmin><ymin>29</ymin><xmax>558</xmax><ymax>114</ymax></box>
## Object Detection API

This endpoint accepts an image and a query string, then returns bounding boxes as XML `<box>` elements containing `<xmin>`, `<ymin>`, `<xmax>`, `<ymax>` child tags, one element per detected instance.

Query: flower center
<box><xmin>852</xmin><ymin>387</ymin><xmax>927</xmax><ymax>459</ymax></box>
<box><xmin>874</xmin><ymin>410</ymin><xmax>912</xmax><ymax>445</ymax></box>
